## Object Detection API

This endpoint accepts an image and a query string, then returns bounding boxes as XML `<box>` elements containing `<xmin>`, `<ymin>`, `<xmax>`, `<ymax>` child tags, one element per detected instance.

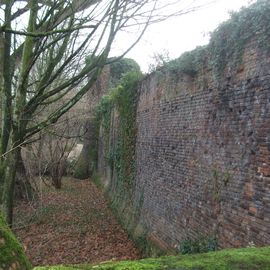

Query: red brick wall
<box><xmin>133</xmin><ymin>41</ymin><xmax>270</xmax><ymax>249</ymax></box>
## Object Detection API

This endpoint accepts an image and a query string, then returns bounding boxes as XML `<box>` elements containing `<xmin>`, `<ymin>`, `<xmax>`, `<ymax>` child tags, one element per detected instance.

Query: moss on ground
<box><xmin>0</xmin><ymin>213</ymin><xmax>32</xmax><ymax>270</ymax></box>
<box><xmin>34</xmin><ymin>246</ymin><xmax>270</xmax><ymax>270</ymax></box>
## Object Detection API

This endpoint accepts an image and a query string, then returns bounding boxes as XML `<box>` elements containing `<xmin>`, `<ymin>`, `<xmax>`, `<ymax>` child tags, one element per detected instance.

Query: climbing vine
<box><xmin>94</xmin><ymin>71</ymin><xmax>143</xmax><ymax>193</ymax></box>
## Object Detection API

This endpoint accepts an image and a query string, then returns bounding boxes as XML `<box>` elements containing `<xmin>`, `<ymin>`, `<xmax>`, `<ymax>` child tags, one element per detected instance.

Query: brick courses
<box><xmin>133</xmin><ymin>42</ymin><xmax>270</xmax><ymax>249</ymax></box>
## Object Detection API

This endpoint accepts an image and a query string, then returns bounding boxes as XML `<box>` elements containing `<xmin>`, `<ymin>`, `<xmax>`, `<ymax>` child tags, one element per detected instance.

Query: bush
<box><xmin>180</xmin><ymin>235</ymin><xmax>218</xmax><ymax>255</ymax></box>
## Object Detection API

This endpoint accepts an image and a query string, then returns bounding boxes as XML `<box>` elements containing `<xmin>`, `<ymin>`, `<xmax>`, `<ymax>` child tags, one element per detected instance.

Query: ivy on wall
<box><xmin>94</xmin><ymin>70</ymin><xmax>143</xmax><ymax>193</ymax></box>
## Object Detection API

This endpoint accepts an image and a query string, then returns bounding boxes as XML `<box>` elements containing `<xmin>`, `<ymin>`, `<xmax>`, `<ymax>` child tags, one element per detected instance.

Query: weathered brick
<box><xmin>131</xmin><ymin>42</ymin><xmax>270</xmax><ymax>249</ymax></box>
<box><xmin>96</xmin><ymin>29</ymin><xmax>270</xmax><ymax>251</ymax></box>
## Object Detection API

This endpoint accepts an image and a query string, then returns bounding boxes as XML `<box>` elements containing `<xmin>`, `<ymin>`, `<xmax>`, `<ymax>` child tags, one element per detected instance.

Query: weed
<box><xmin>179</xmin><ymin>234</ymin><xmax>218</xmax><ymax>255</ymax></box>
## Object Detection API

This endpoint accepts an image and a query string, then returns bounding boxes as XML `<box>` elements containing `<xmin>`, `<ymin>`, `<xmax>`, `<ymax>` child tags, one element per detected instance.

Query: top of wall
<box><xmin>145</xmin><ymin>0</ymin><xmax>270</xmax><ymax>94</ymax></box>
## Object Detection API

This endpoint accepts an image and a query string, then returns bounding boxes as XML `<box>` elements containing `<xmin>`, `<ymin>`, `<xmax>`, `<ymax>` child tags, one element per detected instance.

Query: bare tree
<box><xmin>0</xmin><ymin>0</ymin><xmax>205</xmax><ymax>225</ymax></box>
<box><xmin>27</xmin><ymin>119</ymin><xmax>79</xmax><ymax>190</ymax></box>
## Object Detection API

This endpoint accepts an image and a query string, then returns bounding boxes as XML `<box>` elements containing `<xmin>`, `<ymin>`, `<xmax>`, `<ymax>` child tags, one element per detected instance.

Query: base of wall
<box><xmin>91</xmin><ymin>172</ymin><xmax>172</xmax><ymax>257</ymax></box>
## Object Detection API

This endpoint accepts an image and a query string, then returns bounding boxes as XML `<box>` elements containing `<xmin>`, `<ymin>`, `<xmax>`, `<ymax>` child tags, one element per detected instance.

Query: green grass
<box><xmin>34</xmin><ymin>246</ymin><xmax>270</xmax><ymax>270</ymax></box>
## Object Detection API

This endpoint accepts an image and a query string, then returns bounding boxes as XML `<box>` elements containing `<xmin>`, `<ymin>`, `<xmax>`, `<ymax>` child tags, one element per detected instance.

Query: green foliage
<box><xmin>85</xmin><ymin>57</ymin><xmax>140</xmax><ymax>89</ymax></box>
<box><xmin>163</xmin><ymin>46</ymin><xmax>207</xmax><ymax>77</ymax></box>
<box><xmin>94</xmin><ymin>70</ymin><xmax>143</xmax><ymax>192</ymax></box>
<box><xmin>90</xmin><ymin>58</ymin><xmax>142</xmax><ymax>190</ymax></box>
<box><xmin>93</xmin><ymin>70</ymin><xmax>148</xmax><ymax>254</ymax></box>
<box><xmin>93</xmin><ymin>94</ymin><xmax>115</xmax><ymax>169</ymax></box>
<box><xmin>94</xmin><ymin>69</ymin><xmax>142</xmax><ymax>185</ymax></box>
<box><xmin>0</xmin><ymin>213</ymin><xmax>32</xmax><ymax>270</ymax></box>
<box><xmin>159</xmin><ymin>0</ymin><xmax>270</xmax><ymax>84</ymax></box>
<box><xmin>134</xmin><ymin>234</ymin><xmax>148</xmax><ymax>254</ymax></box>
<box><xmin>109</xmin><ymin>57</ymin><xmax>141</xmax><ymax>86</ymax></box>
<box><xmin>95</xmin><ymin>94</ymin><xmax>114</xmax><ymax>129</ymax></box>
<box><xmin>134</xmin><ymin>235</ymin><xmax>167</xmax><ymax>258</ymax></box>
<box><xmin>180</xmin><ymin>235</ymin><xmax>218</xmax><ymax>255</ymax></box>
<box><xmin>112</xmin><ymin>71</ymin><xmax>142</xmax><ymax>189</ymax></box>
<box><xmin>209</xmin><ymin>0</ymin><xmax>270</xmax><ymax>79</ymax></box>
<box><xmin>34</xmin><ymin>246</ymin><xmax>270</xmax><ymax>270</ymax></box>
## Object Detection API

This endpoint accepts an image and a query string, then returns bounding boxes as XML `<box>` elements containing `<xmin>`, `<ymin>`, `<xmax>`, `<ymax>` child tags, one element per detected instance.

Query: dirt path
<box><xmin>13</xmin><ymin>178</ymin><xmax>141</xmax><ymax>266</ymax></box>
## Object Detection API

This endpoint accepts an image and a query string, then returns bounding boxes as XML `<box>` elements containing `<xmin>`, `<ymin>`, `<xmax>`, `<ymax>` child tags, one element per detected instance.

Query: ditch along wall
<box><xmin>95</xmin><ymin>1</ymin><xmax>270</xmax><ymax>251</ymax></box>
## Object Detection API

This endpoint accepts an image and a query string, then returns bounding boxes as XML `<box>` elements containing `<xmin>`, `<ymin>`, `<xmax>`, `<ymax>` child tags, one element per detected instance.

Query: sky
<box><xmin>0</xmin><ymin>0</ymin><xmax>255</xmax><ymax>73</ymax></box>
<box><xmin>112</xmin><ymin>0</ymin><xmax>255</xmax><ymax>72</ymax></box>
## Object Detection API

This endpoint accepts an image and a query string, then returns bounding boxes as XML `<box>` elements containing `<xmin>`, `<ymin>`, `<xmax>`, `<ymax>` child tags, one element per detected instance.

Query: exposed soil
<box><xmin>13</xmin><ymin>178</ymin><xmax>141</xmax><ymax>266</ymax></box>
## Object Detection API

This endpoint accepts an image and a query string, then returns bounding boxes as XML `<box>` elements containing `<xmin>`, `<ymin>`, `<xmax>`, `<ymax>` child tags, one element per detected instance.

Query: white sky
<box><xmin>111</xmin><ymin>0</ymin><xmax>255</xmax><ymax>72</ymax></box>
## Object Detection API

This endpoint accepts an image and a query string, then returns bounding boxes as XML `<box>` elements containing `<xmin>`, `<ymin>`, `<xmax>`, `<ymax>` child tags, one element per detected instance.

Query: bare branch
<box><xmin>2</xmin><ymin>24</ymin><xmax>96</xmax><ymax>37</ymax></box>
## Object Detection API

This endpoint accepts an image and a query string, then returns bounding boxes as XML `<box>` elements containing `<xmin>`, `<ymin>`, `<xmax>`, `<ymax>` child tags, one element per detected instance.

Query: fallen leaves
<box><xmin>13</xmin><ymin>178</ymin><xmax>141</xmax><ymax>266</ymax></box>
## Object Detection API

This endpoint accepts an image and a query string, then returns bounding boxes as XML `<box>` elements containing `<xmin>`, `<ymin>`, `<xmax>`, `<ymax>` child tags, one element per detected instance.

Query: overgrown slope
<box><xmin>34</xmin><ymin>246</ymin><xmax>270</xmax><ymax>270</ymax></box>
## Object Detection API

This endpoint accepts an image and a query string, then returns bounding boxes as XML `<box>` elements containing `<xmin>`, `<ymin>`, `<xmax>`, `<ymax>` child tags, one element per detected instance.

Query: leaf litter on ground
<box><xmin>13</xmin><ymin>178</ymin><xmax>141</xmax><ymax>267</ymax></box>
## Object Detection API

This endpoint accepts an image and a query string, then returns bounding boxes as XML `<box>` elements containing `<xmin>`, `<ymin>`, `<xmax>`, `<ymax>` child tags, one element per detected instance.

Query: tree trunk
<box><xmin>15</xmin><ymin>150</ymin><xmax>35</xmax><ymax>201</ymax></box>
<box><xmin>0</xmin><ymin>1</ymin><xmax>13</xmax><ymax>202</ymax></box>
<box><xmin>52</xmin><ymin>175</ymin><xmax>62</xmax><ymax>189</ymax></box>
<box><xmin>1</xmin><ymin>0</ymin><xmax>39</xmax><ymax>226</ymax></box>
<box><xmin>51</xmin><ymin>161</ymin><xmax>62</xmax><ymax>189</ymax></box>
<box><xmin>1</xmin><ymin>146</ymin><xmax>20</xmax><ymax>226</ymax></box>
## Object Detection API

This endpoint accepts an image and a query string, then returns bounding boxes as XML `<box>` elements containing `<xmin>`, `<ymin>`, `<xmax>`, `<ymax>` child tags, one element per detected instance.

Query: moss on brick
<box><xmin>0</xmin><ymin>213</ymin><xmax>32</xmax><ymax>270</ymax></box>
<box><xmin>34</xmin><ymin>246</ymin><xmax>270</xmax><ymax>270</ymax></box>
